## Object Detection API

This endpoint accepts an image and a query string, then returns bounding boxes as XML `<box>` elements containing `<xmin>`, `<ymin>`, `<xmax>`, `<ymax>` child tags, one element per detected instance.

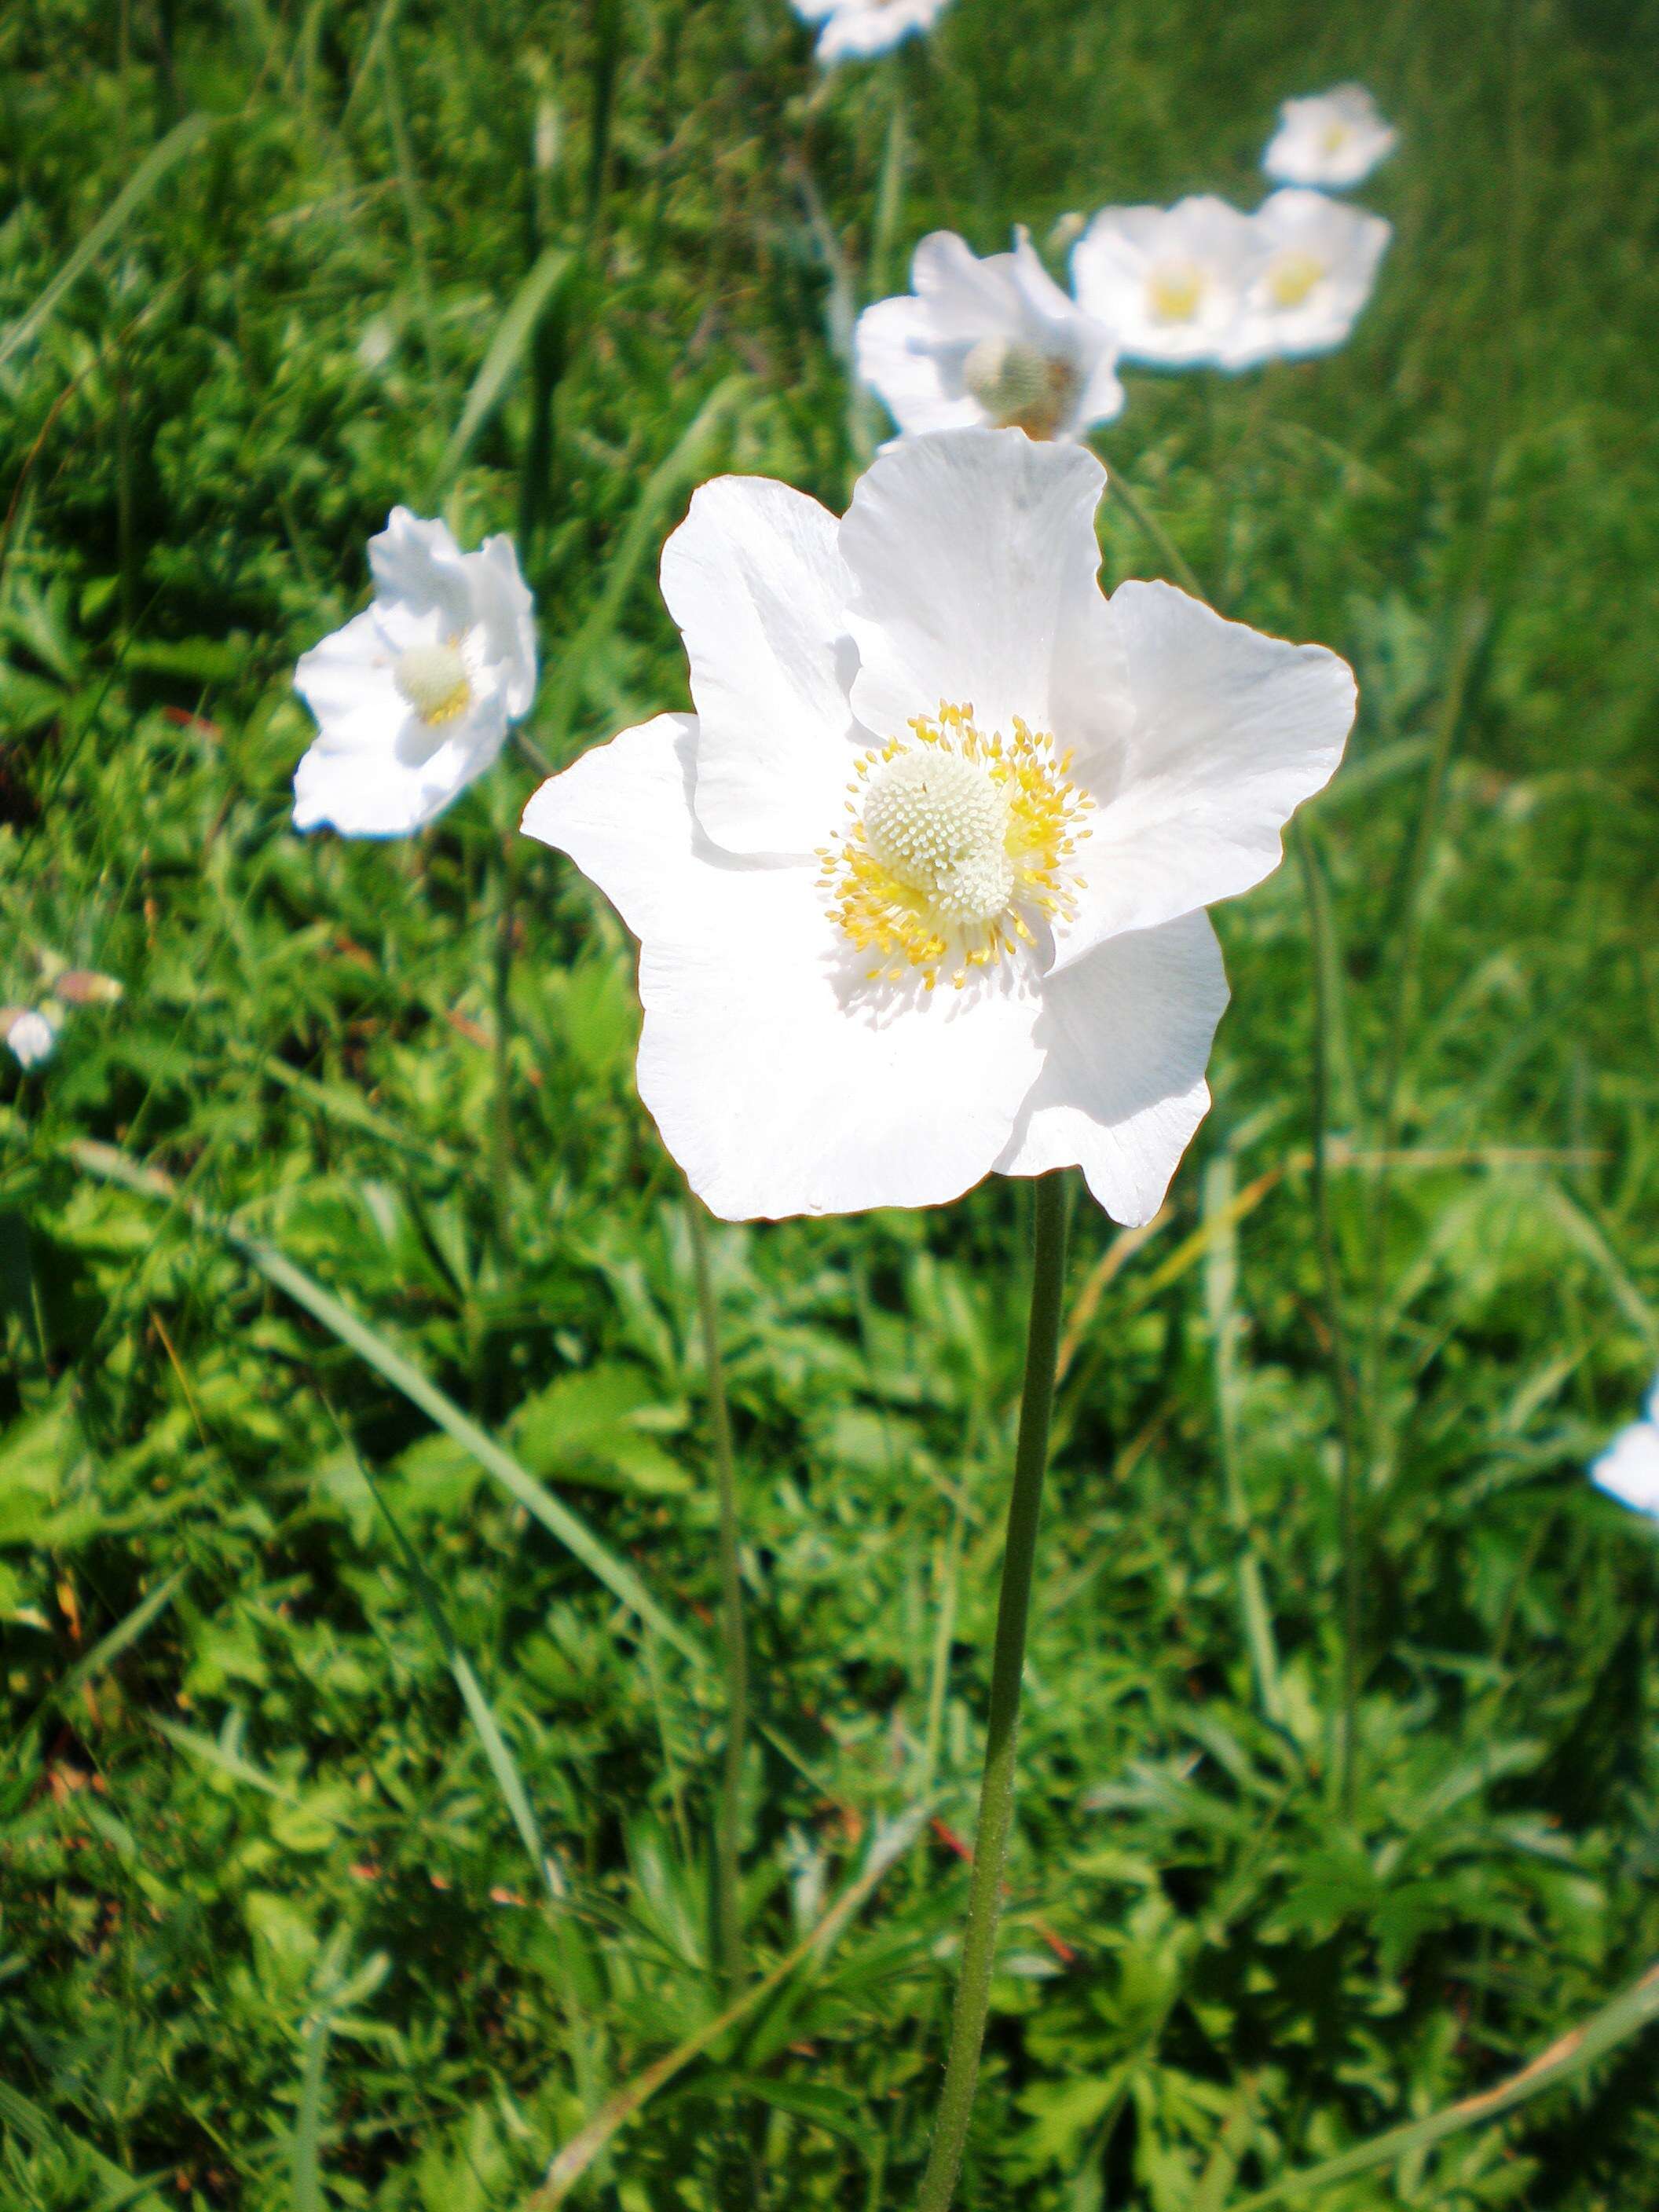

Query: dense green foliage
<box><xmin>5</xmin><ymin>0</ymin><xmax>1659</xmax><ymax>2204</ymax></box>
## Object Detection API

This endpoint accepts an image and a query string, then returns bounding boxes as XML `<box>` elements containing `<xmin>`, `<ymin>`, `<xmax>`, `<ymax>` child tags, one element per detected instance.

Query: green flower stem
<box><xmin>917</xmin><ymin>1171</ymin><xmax>1072</xmax><ymax>2212</ymax></box>
<box><xmin>687</xmin><ymin>1196</ymin><xmax>748</xmax><ymax>1994</ymax></box>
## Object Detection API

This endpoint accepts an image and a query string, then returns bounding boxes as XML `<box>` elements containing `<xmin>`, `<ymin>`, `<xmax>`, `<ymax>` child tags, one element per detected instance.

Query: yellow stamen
<box><xmin>1267</xmin><ymin>250</ymin><xmax>1326</xmax><ymax>309</ymax></box>
<box><xmin>820</xmin><ymin>701</ymin><xmax>1093</xmax><ymax>991</ymax></box>
<box><xmin>394</xmin><ymin>641</ymin><xmax>472</xmax><ymax>726</ymax></box>
<box><xmin>1146</xmin><ymin>259</ymin><xmax>1207</xmax><ymax>324</ymax></box>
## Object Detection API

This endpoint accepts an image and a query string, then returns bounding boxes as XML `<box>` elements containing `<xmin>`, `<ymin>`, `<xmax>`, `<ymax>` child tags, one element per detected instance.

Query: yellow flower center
<box><xmin>1266</xmin><ymin>250</ymin><xmax>1327</xmax><ymax>309</ymax></box>
<box><xmin>1146</xmin><ymin>259</ymin><xmax>1207</xmax><ymax>324</ymax></box>
<box><xmin>1319</xmin><ymin>120</ymin><xmax>1352</xmax><ymax>156</ymax></box>
<box><xmin>961</xmin><ymin>336</ymin><xmax>1079</xmax><ymax>440</ymax></box>
<box><xmin>819</xmin><ymin>702</ymin><xmax>1093</xmax><ymax>991</ymax></box>
<box><xmin>394</xmin><ymin>640</ymin><xmax>473</xmax><ymax>726</ymax></box>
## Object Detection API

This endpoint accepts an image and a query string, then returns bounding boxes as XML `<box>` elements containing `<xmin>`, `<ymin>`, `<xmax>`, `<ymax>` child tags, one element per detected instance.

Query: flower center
<box><xmin>819</xmin><ymin>702</ymin><xmax>1093</xmax><ymax>991</ymax></box>
<box><xmin>1146</xmin><ymin>259</ymin><xmax>1208</xmax><ymax>324</ymax></box>
<box><xmin>1319</xmin><ymin>120</ymin><xmax>1352</xmax><ymax>156</ymax></box>
<box><xmin>961</xmin><ymin>336</ymin><xmax>1079</xmax><ymax>439</ymax></box>
<box><xmin>394</xmin><ymin>640</ymin><xmax>472</xmax><ymax>725</ymax></box>
<box><xmin>1266</xmin><ymin>250</ymin><xmax>1327</xmax><ymax>309</ymax></box>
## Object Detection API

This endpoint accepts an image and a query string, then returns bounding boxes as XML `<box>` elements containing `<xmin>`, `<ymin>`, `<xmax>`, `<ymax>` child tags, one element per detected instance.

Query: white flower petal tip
<box><xmin>1590</xmin><ymin>1390</ymin><xmax>1659</xmax><ymax>1518</ymax></box>
<box><xmin>1071</xmin><ymin>196</ymin><xmax>1264</xmax><ymax>370</ymax></box>
<box><xmin>793</xmin><ymin>0</ymin><xmax>952</xmax><ymax>64</ymax></box>
<box><xmin>1263</xmin><ymin>85</ymin><xmax>1399</xmax><ymax>189</ymax></box>
<box><xmin>525</xmin><ymin>431</ymin><xmax>1354</xmax><ymax>1224</ymax></box>
<box><xmin>1224</xmin><ymin>190</ymin><xmax>1391</xmax><ymax>368</ymax></box>
<box><xmin>292</xmin><ymin>511</ymin><xmax>537</xmax><ymax>838</ymax></box>
<box><xmin>5</xmin><ymin>1009</ymin><xmax>58</xmax><ymax>1069</ymax></box>
<box><xmin>855</xmin><ymin>229</ymin><xmax>1124</xmax><ymax>446</ymax></box>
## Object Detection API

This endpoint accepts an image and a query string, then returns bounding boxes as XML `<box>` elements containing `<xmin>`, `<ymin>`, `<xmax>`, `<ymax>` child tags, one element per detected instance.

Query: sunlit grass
<box><xmin>3</xmin><ymin>0</ymin><xmax>1659</xmax><ymax>2205</ymax></box>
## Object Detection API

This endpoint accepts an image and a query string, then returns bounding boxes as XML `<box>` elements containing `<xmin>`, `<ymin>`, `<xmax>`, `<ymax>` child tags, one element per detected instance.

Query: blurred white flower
<box><xmin>855</xmin><ymin>229</ymin><xmax>1124</xmax><ymax>445</ymax></box>
<box><xmin>1591</xmin><ymin>1384</ymin><xmax>1659</xmax><ymax>1518</ymax></box>
<box><xmin>793</xmin><ymin>0</ymin><xmax>950</xmax><ymax>64</ymax></box>
<box><xmin>522</xmin><ymin>430</ymin><xmax>1353</xmax><ymax>1224</ymax></box>
<box><xmin>1263</xmin><ymin>86</ymin><xmax>1397</xmax><ymax>189</ymax></box>
<box><xmin>293</xmin><ymin>509</ymin><xmax>536</xmax><ymax>838</ymax></box>
<box><xmin>1223</xmin><ymin>189</ymin><xmax>1391</xmax><ymax>367</ymax></box>
<box><xmin>1071</xmin><ymin>197</ymin><xmax>1261</xmax><ymax>368</ymax></box>
<box><xmin>5</xmin><ymin>1008</ymin><xmax>58</xmax><ymax>1069</ymax></box>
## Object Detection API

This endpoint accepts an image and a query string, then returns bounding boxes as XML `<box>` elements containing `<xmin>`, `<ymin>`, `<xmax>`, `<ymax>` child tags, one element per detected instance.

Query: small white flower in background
<box><xmin>1591</xmin><ymin>1383</ymin><xmax>1659</xmax><ymax>1518</ymax></box>
<box><xmin>855</xmin><ymin>229</ymin><xmax>1124</xmax><ymax>445</ymax></box>
<box><xmin>1071</xmin><ymin>197</ymin><xmax>1262</xmax><ymax>368</ymax></box>
<box><xmin>793</xmin><ymin>0</ymin><xmax>950</xmax><ymax>64</ymax></box>
<box><xmin>293</xmin><ymin>509</ymin><xmax>536</xmax><ymax>839</ymax></box>
<box><xmin>4</xmin><ymin>1008</ymin><xmax>58</xmax><ymax>1069</ymax></box>
<box><xmin>1222</xmin><ymin>189</ymin><xmax>1391</xmax><ymax>368</ymax></box>
<box><xmin>522</xmin><ymin>430</ymin><xmax>1354</xmax><ymax>1224</ymax></box>
<box><xmin>1262</xmin><ymin>84</ymin><xmax>1398</xmax><ymax>189</ymax></box>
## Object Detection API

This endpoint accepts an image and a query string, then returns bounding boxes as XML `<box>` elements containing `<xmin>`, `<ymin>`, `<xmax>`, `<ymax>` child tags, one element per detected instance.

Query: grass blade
<box><xmin>0</xmin><ymin>2082</ymin><xmax>167</xmax><ymax>2207</ymax></box>
<box><xmin>291</xmin><ymin>2012</ymin><xmax>330</xmax><ymax>2212</ymax></box>
<box><xmin>537</xmin><ymin>375</ymin><xmax>749</xmax><ymax>757</ymax></box>
<box><xmin>527</xmin><ymin>1804</ymin><xmax>928</xmax><ymax>2207</ymax></box>
<box><xmin>435</xmin><ymin>244</ymin><xmax>575</xmax><ymax>489</ymax></box>
<box><xmin>5</xmin><ymin>1569</ymin><xmax>185</xmax><ymax>1771</ymax></box>
<box><xmin>1229</xmin><ymin>1960</ymin><xmax>1659</xmax><ymax>2210</ymax></box>
<box><xmin>0</xmin><ymin>115</ymin><xmax>215</xmax><ymax>374</ymax></box>
<box><xmin>353</xmin><ymin>1445</ymin><xmax>559</xmax><ymax>1905</ymax></box>
<box><xmin>68</xmin><ymin>1141</ymin><xmax>710</xmax><ymax>1673</ymax></box>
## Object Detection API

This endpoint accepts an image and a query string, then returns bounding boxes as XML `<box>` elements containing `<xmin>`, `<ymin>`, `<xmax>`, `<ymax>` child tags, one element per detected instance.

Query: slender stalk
<box><xmin>1103</xmin><ymin>467</ymin><xmax>1206</xmax><ymax>602</ymax></box>
<box><xmin>1293</xmin><ymin>822</ymin><xmax>1364</xmax><ymax>1808</ymax></box>
<box><xmin>916</xmin><ymin>1172</ymin><xmax>1071</xmax><ymax>2212</ymax></box>
<box><xmin>489</xmin><ymin>832</ymin><xmax>516</xmax><ymax>1258</ymax></box>
<box><xmin>687</xmin><ymin>1197</ymin><xmax>748</xmax><ymax>1994</ymax></box>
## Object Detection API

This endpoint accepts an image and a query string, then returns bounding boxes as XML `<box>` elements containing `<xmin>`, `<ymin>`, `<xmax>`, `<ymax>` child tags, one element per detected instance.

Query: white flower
<box><xmin>5</xmin><ymin>1008</ymin><xmax>58</xmax><ymax>1069</ymax></box>
<box><xmin>1070</xmin><ymin>197</ymin><xmax>1262</xmax><ymax>368</ymax></box>
<box><xmin>1263</xmin><ymin>85</ymin><xmax>1398</xmax><ymax>189</ymax></box>
<box><xmin>1591</xmin><ymin>1382</ymin><xmax>1659</xmax><ymax>1518</ymax></box>
<box><xmin>1221</xmin><ymin>189</ymin><xmax>1391</xmax><ymax>368</ymax></box>
<box><xmin>522</xmin><ymin>430</ymin><xmax>1353</xmax><ymax>1224</ymax></box>
<box><xmin>293</xmin><ymin>509</ymin><xmax>536</xmax><ymax>838</ymax></box>
<box><xmin>793</xmin><ymin>0</ymin><xmax>950</xmax><ymax>63</ymax></box>
<box><xmin>855</xmin><ymin>229</ymin><xmax>1124</xmax><ymax>445</ymax></box>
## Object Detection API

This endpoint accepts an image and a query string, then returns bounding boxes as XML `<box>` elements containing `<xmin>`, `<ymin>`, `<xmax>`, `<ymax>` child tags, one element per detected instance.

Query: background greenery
<box><xmin>5</xmin><ymin>0</ymin><xmax>1659</xmax><ymax>2204</ymax></box>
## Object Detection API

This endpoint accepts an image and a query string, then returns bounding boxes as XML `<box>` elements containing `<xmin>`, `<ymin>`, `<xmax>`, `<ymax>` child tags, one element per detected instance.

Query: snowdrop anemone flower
<box><xmin>855</xmin><ymin>229</ymin><xmax>1124</xmax><ymax>445</ymax></box>
<box><xmin>793</xmin><ymin>0</ymin><xmax>950</xmax><ymax>64</ymax></box>
<box><xmin>1071</xmin><ymin>197</ymin><xmax>1261</xmax><ymax>368</ymax></box>
<box><xmin>1263</xmin><ymin>84</ymin><xmax>1398</xmax><ymax>189</ymax></box>
<box><xmin>521</xmin><ymin>430</ymin><xmax>1355</xmax><ymax>1223</ymax></box>
<box><xmin>3</xmin><ymin>1008</ymin><xmax>58</xmax><ymax>1070</ymax></box>
<box><xmin>1222</xmin><ymin>189</ymin><xmax>1391</xmax><ymax>368</ymax></box>
<box><xmin>1591</xmin><ymin>1382</ymin><xmax>1659</xmax><ymax>1518</ymax></box>
<box><xmin>292</xmin><ymin>509</ymin><xmax>536</xmax><ymax>837</ymax></box>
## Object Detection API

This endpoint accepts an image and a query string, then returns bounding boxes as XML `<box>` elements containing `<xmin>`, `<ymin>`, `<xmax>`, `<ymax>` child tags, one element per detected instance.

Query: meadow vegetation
<box><xmin>4</xmin><ymin>0</ymin><xmax>1659</xmax><ymax>2205</ymax></box>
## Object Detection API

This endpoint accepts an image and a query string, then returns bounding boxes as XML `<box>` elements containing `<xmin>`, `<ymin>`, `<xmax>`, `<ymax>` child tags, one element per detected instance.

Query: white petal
<box><xmin>1591</xmin><ymin>1419</ymin><xmax>1659</xmax><ymax>1518</ymax></box>
<box><xmin>1263</xmin><ymin>86</ymin><xmax>1398</xmax><ymax>189</ymax></box>
<box><xmin>1054</xmin><ymin>581</ymin><xmax>1353</xmax><ymax>965</ymax></box>
<box><xmin>841</xmin><ymin>429</ymin><xmax>1123</xmax><ymax>745</ymax></box>
<box><xmin>522</xmin><ymin>715</ymin><xmax>1045</xmax><ymax>1219</ymax></box>
<box><xmin>814</xmin><ymin>0</ymin><xmax>946</xmax><ymax>60</ymax></box>
<box><xmin>659</xmin><ymin>477</ymin><xmax>859</xmax><ymax>856</ymax></box>
<box><xmin>5</xmin><ymin>1009</ymin><xmax>58</xmax><ymax>1068</ymax></box>
<box><xmin>1223</xmin><ymin>190</ymin><xmax>1390</xmax><ymax>368</ymax></box>
<box><xmin>293</xmin><ymin>697</ymin><xmax>507</xmax><ymax>836</ymax></box>
<box><xmin>855</xmin><ymin>294</ymin><xmax>983</xmax><ymax>438</ymax></box>
<box><xmin>998</xmin><ymin>912</ymin><xmax>1225</xmax><ymax>1224</ymax></box>
<box><xmin>471</xmin><ymin>533</ymin><xmax>538</xmax><ymax>718</ymax></box>
<box><xmin>367</xmin><ymin>507</ymin><xmax>474</xmax><ymax>632</ymax></box>
<box><xmin>1071</xmin><ymin>198</ymin><xmax>1260</xmax><ymax>368</ymax></box>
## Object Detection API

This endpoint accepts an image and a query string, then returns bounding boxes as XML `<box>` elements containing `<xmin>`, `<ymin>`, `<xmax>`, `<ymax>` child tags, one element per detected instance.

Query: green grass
<box><xmin>5</xmin><ymin>0</ymin><xmax>1659</xmax><ymax>2206</ymax></box>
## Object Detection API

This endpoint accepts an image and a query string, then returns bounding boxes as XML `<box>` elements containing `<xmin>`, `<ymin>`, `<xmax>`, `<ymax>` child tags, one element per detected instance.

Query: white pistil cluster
<box><xmin>394</xmin><ymin>640</ymin><xmax>473</xmax><ymax>726</ymax></box>
<box><xmin>819</xmin><ymin>701</ymin><xmax>1093</xmax><ymax>991</ymax></box>
<box><xmin>961</xmin><ymin>336</ymin><xmax>1079</xmax><ymax>439</ymax></box>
